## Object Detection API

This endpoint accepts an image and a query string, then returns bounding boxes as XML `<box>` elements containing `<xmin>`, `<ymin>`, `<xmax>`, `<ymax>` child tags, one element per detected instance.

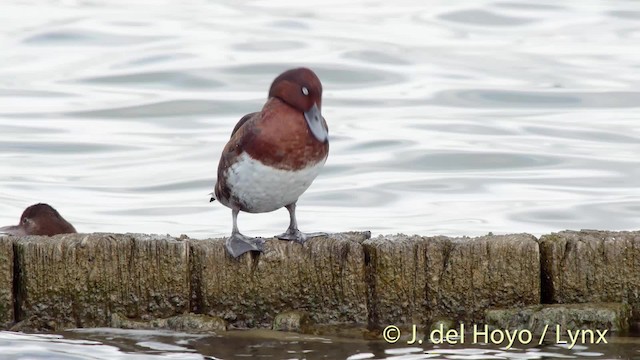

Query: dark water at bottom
<box><xmin>1</xmin><ymin>328</ymin><xmax>639</xmax><ymax>359</ymax></box>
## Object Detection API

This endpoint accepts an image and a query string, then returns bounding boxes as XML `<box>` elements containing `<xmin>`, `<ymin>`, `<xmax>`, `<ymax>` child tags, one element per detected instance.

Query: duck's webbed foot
<box><xmin>276</xmin><ymin>202</ymin><xmax>327</xmax><ymax>245</ymax></box>
<box><xmin>226</xmin><ymin>233</ymin><xmax>265</xmax><ymax>258</ymax></box>
<box><xmin>276</xmin><ymin>228</ymin><xmax>327</xmax><ymax>245</ymax></box>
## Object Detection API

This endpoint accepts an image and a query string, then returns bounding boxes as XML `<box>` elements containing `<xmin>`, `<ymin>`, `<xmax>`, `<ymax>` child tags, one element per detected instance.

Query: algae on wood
<box><xmin>110</xmin><ymin>313</ymin><xmax>226</xmax><ymax>332</ymax></box>
<box><xmin>14</xmin><ymin>233</ymin><xmax>190</xmax><ymax>330</ymax></box>
<box><xmin>363</xmin><ymin>234</ymin><xmax>436</xmax><ymax>328</ymax></box>
<box><xmin>486</xmin><ymin>303</ymin><xmax>631</xmax><ymax>334</ymax></box>
<box><xmin>190</xmin><ymin>232</ymin><xmax>369</xmax><ymax>328</ymax></box>
<box><xmin>273</xmin><ymin>310</ymin><xmax>313</xmax><ymax>333</ymax></box>
<box><xmin>540</xmin><ymin>230</ymin><xmax>640</xmax><ymax>320</ymax></box>
<box><xmin>364</xmin><ymin>233</ymin><xmax>540</xmax><ymax>328</ymax></box>
<box><xmin>3</xmin><ymin>229</ymin><xmax>637</xmax><ymax>333</ymax></box>
<box><xmin>0</xmin><ymin>237</ymin><xmax>13</xmax><ymax>326</ymax></box>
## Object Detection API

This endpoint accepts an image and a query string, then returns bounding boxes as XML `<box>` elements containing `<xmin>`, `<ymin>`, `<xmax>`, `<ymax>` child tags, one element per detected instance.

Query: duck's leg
<box><xmin>276</xmin><ymin>202</ymin><xmax>326</xmax><ymax>244</ymax></box>
<box><xmin>225</xmin><ymin>208</ymin><xmax>265</xmax><ymax>258</ymax></box>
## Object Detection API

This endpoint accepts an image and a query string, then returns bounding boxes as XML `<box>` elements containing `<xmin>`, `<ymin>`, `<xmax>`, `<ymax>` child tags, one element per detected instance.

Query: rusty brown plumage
<box><xmin>0</xmin><ymin>203</ymin><xmax>76</xmax><ymax>236</ymax></box>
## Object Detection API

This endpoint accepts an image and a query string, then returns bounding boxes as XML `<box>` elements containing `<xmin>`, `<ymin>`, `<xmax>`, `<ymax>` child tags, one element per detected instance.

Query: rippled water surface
<box><xmin>2</xmin><ymin>0</ymin><xmax>639</xmax><ymax>239</ymax></box>
<box><xmin>1</xmin><ymin>0</ymin><xmax>640</xmax><ymax>358</ymax></box>
<box><xmin>1</xmin><ymin>329</ymin><xmax>640</xmax><ymax>360</ymax></box>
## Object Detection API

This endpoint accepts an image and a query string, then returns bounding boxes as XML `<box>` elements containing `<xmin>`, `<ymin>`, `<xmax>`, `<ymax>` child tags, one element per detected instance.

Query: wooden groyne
<box><xmin>0</xmin><ymin>230</ymin><xmax>638</xmax><ymax>335</ymax></box>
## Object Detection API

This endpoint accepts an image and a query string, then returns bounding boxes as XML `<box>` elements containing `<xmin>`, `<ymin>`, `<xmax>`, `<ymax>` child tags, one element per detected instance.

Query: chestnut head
<box><xmin>268</xmin><ymin>67</ymin><xmax>323</xmax><ymax>112</ymax></box>
<box><xmin>0</xmin><ymin>203</ymin><xmax>77</xmax><ymax>236</ymax></box>
<box><xmin>268</xmin><ymin>67</ymin><xmax>327</xmax><ymax>142</ymax></box>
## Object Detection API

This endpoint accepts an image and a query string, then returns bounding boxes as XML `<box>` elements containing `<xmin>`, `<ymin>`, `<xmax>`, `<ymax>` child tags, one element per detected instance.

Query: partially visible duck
<box><xmin>0</xmin><ymin>203</ymin><xmax>77</xmax><ymax>236</ymax></box>
<box><xmin>211</xmin><ymin>67</ymin><xmax>329</xmax><ymax>258</ymax></box>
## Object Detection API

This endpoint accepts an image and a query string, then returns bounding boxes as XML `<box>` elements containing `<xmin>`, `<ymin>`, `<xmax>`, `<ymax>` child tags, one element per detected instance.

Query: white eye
<box><xmin>302</xmin><ymin>86</ymin><xmax>309</xmax><ymax>96</ymax></box>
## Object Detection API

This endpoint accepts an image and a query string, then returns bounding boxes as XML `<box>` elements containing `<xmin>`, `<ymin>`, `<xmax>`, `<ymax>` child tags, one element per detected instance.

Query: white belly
<box><xmin>226</xmin><ymin>152</ymin><xmax>326</xmax><ymax>213</ymax></box>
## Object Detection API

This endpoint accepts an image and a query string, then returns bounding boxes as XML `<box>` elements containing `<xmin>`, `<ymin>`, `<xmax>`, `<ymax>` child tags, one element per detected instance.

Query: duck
<box><xmin>0</xmin><ymin>203</ymin><xmax>77</xmax><ymax>236</ymax></box>
<box><xmin>211</xmin><ymin>67</ymin><xmax>329</xmax><ymax>257</ymax></box>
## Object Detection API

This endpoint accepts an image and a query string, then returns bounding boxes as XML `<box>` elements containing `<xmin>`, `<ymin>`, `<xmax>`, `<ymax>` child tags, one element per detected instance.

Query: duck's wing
<box><xmin>230</xmin><ymin>112</ymin><xmax>259</xmax><ymax>138</ymax></box>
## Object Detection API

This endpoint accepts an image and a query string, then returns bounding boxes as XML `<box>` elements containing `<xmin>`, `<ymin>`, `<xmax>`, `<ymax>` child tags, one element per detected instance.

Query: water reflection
<box><xmin>2</xmin><ymin>330</ymin><xmax>639</xmax><ymax>359</ymax></box>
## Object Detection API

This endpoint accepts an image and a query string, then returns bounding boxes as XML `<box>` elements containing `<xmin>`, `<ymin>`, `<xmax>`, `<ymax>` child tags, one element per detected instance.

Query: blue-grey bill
<box><xmin>0</xmin><ymin>225</ymin><xmax>26</xmax><ymax>236</ymax></box>
<box><xmin>304</xmin><ymin>103</ymin><xmax>328</xmax><ymax>142</ymax></box>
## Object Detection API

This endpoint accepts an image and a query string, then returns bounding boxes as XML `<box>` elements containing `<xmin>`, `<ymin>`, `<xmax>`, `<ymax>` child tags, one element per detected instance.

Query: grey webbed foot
<box><xmin>276</xmin><ymin>229</ymin><xmax>328</xmax><ymax>245</ymax></box>
<box><xmin>226</xmin><ymin>233</ymin><xmax>265</xmax><ymax>258</ymax></box>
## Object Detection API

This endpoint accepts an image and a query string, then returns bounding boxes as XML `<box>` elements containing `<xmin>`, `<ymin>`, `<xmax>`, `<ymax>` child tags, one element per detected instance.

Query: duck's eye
<box><xmin>302</xmin><ymin>86</ymin><xmax>309</xmax><ymax>96</ymax></box>
<box><xmin>22</xmin><ymin>218</ymin><xmax>27</xmax><ymax>224</ymax></box>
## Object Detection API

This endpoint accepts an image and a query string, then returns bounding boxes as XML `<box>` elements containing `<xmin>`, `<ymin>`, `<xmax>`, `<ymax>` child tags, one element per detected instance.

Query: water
<box><xmin>1</xmin><ymin>329</ymin><xmax>640</xmax><ymax>359</ymax></box>
<box><xmin>1</xmin><ymin>0</ymin><xmax>639</xmax><ymax>239</ymax></box>
<box><xmin>1</xmin><ymin>0</ymin><xmax>640</xmax><ymax>358</ymax></box>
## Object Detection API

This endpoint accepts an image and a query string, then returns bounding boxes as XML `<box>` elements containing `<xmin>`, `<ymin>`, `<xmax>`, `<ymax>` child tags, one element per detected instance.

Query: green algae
<box><xmin>0</xmin><ymin>238</ymin><xmax>13</xmax><ymax>326</ymax></box>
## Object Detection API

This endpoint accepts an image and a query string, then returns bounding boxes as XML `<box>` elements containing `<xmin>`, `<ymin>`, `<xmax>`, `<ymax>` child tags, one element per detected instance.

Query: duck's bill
<box><xmin>0</xmin><ymin>225</ymin><xmax>26</xmax><ymax>236</ymax></box>
<box><xmin>304</xmin><ymin>103</ymin><xmax>328</xmax><ymax>142</ymax></box>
